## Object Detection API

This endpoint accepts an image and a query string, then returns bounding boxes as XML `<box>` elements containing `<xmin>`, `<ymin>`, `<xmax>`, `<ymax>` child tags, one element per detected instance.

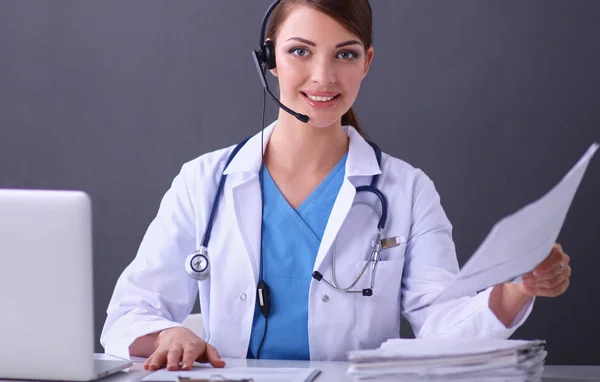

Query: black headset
<box><xmin>252</xmin><ymin>0</ymin><xmax>310</xmax><ymax>123</ymax></box>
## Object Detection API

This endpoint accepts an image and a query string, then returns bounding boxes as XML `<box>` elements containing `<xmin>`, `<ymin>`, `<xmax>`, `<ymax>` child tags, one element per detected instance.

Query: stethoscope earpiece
<box><xmin>185</xmin><ymin>247</ymin><xmax>210</xmax><ymax>281</ymax></box>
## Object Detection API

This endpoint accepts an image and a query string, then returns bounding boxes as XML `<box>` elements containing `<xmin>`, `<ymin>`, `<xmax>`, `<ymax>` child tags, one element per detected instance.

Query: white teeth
<box><xmin>306</xmin><ymin>94</ymin><xmax>335</xmax><ymax>102</ymax></box>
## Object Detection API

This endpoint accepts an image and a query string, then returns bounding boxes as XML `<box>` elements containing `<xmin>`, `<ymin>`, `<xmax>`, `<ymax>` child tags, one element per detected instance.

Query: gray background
<box><xmin>1</xmin><ymin>0</ymin><xmax>598</xmax><ymax>365</ymax></box>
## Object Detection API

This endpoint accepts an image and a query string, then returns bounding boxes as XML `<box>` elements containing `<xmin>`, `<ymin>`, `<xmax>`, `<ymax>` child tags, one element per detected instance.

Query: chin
<box><xmin>308</xmin><ymin>117</ymin><xmax>339</xmax><ymax>129</ymax></box>
<box><xmin>305</xmin><ymin>114</ymin><xmax>344</xmax><ymax>129</ymax></box>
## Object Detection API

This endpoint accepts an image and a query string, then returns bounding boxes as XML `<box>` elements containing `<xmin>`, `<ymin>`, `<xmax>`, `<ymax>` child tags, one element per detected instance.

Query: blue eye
<box><xmin>338</xmin><ymin>50</ymin><xmax>358</xmax><ymax>60</ymax></box>
<box><xmin>289</xmin><ymin>47</ymin><xmax>310</xmax><ymax>57</ymax></box>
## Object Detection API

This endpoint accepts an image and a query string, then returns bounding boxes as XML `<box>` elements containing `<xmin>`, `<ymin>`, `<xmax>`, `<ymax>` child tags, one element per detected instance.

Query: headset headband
<box><xmin>259</xmin><ymin>0</ymin><xmax>281</xmax><ymax>48</ymax></box>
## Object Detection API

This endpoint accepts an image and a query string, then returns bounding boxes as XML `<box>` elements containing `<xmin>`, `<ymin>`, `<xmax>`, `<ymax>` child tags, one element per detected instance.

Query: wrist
<box><xmin>507</xmin><ymin>281</ymin><xmax>536</xmax><ymax>301</ymax></box>
<box><xmin>489</xmin><ymin>283</ymin><xmax>533</xmax><ymax>328</ymax></box>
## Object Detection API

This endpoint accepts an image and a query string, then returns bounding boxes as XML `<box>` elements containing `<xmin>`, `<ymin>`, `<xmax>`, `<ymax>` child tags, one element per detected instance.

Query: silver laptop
<box><xmin>0</xmin><ymin>189</ymin><xmax>132</xmax><ymax>381</ymax></box>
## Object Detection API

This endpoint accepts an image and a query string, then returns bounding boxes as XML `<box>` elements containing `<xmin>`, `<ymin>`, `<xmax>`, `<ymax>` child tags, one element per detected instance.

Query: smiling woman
<box><xmin>100</xmin><ymin>0</ymin><xmax>573</xmax><ymax>371</ymax></box>
<box><xmin>265</xmin><ymin>0</ymin><xmax>374</xmax><ymax>134</ymax></box>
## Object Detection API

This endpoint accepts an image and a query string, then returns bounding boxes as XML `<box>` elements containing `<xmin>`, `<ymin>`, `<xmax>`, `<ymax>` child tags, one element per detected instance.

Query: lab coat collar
<box><xmin>222</xmin><ymin>120</ymin><xmax>382</xmax><ymax>177</ymax></box>
<box><xmin>344</xmin><ymin>125</ymin><xmax>382</xmax><ymax>178</ymax></box>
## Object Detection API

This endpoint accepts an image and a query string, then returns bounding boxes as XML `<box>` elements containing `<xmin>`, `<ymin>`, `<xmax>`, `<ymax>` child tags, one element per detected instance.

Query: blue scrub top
<box><xmin>247</xmin><ymin>154</ymin><xmax>348</xmax><ymax>360</ymax></box>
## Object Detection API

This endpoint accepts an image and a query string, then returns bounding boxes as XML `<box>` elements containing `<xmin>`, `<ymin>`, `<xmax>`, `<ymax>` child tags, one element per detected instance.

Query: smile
<box><xmin>301</xmin><ymin>92</ymin><xmax>340</xmax><ymax>109</ymax></box>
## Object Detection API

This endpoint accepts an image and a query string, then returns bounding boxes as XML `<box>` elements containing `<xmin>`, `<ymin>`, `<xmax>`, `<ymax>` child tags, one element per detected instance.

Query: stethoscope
<box><xmin>185</xmin><ymin>137</ymin><xmax>400</xmax><ymax>297</ymax></box>
<box><xmin>184</xmin><ymin>136</ymin><xmax>251</xmax><ymax>281</ymax></box>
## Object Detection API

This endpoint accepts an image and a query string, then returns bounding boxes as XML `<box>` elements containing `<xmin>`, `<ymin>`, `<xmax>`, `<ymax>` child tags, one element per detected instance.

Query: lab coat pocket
<box><xmin>355</xmin><ymin>244</ymin><xmax>406</xmax><ymax>350</ymax></box>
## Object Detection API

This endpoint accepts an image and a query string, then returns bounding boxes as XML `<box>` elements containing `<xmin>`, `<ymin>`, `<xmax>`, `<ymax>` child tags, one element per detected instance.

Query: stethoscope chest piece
<box><xmin>185</xmin><ymin>247</ymin><xmax>210</xmax><ymax>281</ymax></box>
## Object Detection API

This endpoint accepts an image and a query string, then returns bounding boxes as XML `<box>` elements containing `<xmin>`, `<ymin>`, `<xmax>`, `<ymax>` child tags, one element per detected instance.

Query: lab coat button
<box><xmin>240</xmin><ymin>293</ymin><xmax>247</xmax><ymax>301</ymax></box>
<box><xmin>322</xmin><ymin>295</ymin><xmax>330</xmax><ymax>303</ymax></box>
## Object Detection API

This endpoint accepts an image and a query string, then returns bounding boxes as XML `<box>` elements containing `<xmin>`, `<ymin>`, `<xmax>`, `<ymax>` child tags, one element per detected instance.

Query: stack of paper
<box><xmin>347</xmin><ymin>338</ymin><xmax>546</xmax><ymax>381</ymax></box>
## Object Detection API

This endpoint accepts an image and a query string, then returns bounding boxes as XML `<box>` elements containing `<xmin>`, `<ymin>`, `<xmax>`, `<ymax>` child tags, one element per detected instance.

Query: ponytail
<box><xmin>341</xmin><ymin>107</ymin><xmax>367</xmax><ymax>139</ymax></box>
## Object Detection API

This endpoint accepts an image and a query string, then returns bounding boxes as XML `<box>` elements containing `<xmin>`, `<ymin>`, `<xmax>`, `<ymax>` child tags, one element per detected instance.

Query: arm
<box><xmin>100</xmin><ymin>162</ymin><xmax>199</xmax><ymax>359</ymax></box>
<box><xmin>401</xmin><ymin>170</ymin><xmax>535</xmax><ymax>338</ymax></box>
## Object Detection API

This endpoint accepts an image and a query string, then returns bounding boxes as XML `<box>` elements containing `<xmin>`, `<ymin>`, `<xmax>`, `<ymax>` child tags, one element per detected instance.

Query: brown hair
<box><xmin>266</xmin><ymin>0</ymin><xmax>373</xmax><ymax>138</ymax></box>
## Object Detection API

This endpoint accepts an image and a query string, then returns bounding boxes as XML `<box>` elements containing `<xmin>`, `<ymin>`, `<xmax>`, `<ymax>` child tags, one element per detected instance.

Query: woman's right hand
<box><xmin>143</xmin><ymin>327</ymin><xmax>226</xmax><ymax>371</ymax></box>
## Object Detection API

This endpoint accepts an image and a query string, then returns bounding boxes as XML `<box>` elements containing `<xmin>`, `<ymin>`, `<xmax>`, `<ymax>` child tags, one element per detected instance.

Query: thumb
<box><xmin>206</xmin><ymin>344</ymin><xmax>226</xmax><ymax>368</ymax></box>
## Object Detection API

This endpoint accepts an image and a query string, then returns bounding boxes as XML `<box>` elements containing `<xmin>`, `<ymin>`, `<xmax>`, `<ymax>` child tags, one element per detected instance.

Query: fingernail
<box><xmin>182</xmin><ymin>363</ymin><xmax>189</xmax><ymax>369</ymax></box>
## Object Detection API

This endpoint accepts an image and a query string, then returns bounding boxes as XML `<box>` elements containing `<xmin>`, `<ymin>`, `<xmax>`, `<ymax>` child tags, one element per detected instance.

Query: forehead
<box><xmin>276</xmin><ymin>5</ymin><xmax>359</xmax><ymax>45</ymax></box>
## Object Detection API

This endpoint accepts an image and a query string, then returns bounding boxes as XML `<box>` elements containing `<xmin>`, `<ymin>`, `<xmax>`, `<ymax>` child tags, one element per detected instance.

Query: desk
<box><xmin>96</xmin><ymin>355</ymin><xmax>600</xmax><ymax>382</ymax></box>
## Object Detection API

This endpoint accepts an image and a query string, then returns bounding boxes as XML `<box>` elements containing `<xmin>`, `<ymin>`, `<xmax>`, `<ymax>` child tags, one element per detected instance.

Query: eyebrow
<box><xmin>286</xmin><ymin>37</ymin><xmax>362</xmax><ymax>48</ymax></box>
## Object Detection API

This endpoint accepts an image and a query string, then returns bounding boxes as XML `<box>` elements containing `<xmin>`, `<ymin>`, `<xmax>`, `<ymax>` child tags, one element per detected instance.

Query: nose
<box><xmin>311</xmin><ymin>57</ymin><xmax>336</xmax><ymax>86</ymax></box>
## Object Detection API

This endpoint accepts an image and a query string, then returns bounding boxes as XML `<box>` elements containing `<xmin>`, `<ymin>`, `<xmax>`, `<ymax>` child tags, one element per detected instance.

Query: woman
<box><xmin>100</xmin><ymin>0</ymin><xmax>571</xmax><ymax>371</ymax></box>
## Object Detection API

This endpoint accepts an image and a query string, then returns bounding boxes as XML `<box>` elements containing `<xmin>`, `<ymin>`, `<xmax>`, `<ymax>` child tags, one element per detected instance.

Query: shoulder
<box><xmin>379</xmin><ymin>151</ymin><xmax>437</xmax><ymax>195</ymax></box>
<box><xmin>346</xmin><ymin>125</ymin><xmax>436</xmax><ymax>195</ymax></box>
<box><xmin>161</xmin><ymin>143</ymin><xmax>240</xmax><ymax>216</ymax></box>
<box><xmin>378</xmin><ymin>152</ymin><xmax>450</xmax><ymax>231</ymax></box>
<box><xmin>179</xmin><ymin>144</ymin><xmax>238</xmax><ymax>184</ymax></box>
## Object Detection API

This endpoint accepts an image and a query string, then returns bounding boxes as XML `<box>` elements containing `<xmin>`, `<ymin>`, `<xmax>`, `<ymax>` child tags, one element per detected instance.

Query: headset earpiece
<box><xmin>262</xmin><ymin>40</ymin><xmax>276</xmax><ymax>70</ymax></box>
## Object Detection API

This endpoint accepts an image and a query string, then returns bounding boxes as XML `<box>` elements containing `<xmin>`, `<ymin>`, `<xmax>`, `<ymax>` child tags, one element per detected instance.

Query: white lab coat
<box><xmin>100</xmin><ymin>122</ymin><xmax>534</xmax><ymax>361</ymax></box>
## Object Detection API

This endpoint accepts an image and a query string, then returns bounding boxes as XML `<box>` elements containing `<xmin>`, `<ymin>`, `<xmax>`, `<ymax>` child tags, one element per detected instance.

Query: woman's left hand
<box><xmin>518</xmin><ymin>243</ymin><xmax>571</xmax><ymax>298</ymax></box>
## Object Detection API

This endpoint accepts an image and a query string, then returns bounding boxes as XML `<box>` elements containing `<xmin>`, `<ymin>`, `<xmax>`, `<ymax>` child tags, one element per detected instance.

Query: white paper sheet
<box><xmin>140</xmin><ymin>367</ymin><xmax>320</xmax><ymax>382</ymax></box>
<box><xmin>431</xmin><ymin>142</ymin><xmax>599</xmax><ymax>305</ymax></box>
<box><xmin>348</xmin><ymin>338</ymin><xmax>544</xmax><ymax>361</ymax></box>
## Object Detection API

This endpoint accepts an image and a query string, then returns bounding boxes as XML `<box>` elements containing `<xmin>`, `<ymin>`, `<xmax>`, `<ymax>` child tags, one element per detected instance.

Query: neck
<box><xmin>265</xmin><ymin>111</ymin><xmax>349</xmax><ymax>174</ymax></box>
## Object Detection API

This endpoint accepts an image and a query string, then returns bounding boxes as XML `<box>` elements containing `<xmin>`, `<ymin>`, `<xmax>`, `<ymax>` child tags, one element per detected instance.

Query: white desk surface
<box><xmin>93</xmin><ymin>354</ymin><xmax>600</xmax><ymax>382</ymax></box>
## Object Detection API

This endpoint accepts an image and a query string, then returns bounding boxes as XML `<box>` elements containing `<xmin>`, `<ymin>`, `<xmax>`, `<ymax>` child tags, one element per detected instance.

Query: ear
<box><xmin>362</xmin><ymin>47</ymin><xmax>375</xmax><ymax>79</ymax></box>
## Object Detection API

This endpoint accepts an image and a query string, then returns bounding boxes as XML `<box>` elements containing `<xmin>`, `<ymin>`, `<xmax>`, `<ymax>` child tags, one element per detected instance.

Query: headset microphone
<box><xmin>252</xmin><ymin>51</ymin><xmax>309</xmax><ymax>123</ymax></box>
<box><xmin>252</xmin><ymin>0</ymin><xmax>310</xmax><ymax>124</ymax></box>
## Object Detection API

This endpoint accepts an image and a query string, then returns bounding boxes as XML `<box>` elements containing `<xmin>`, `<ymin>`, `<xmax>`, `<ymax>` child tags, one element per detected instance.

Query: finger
<box><xmin>533</xmin><ymin>260</ymin><xmax>567</xmax><ymax>281</ymax></box>
<box><xmin>555</xmin><ymin>278</ymin><xmax>570</xmax><ymax>296</ymax></box>
<box><xmin>143</xmin><ymin>355</ymin><xmax>153</xmax><ymax>371</ymax></box>
<box><xmin>525</xmin><ymin>264</ymin><xmax>571</xmax><ymax>290</ymax></box>
<box><xmin>536</xmin><ymin>278</ymin><xmax>570</xmax><ymax>298</ymax></box>
<box><xmin>533</xmin><ymin>246</ymin><xmax>564</xmax><ymax>276</ymax></box>
<box><xmin>521</xmin><ymin>271</ymin><xmax>536</xmax><ymax>284</ymax></box>
<box><xmin>196</xmin><ymin>343</ymin><xmax>224</xmax><ymax>366</ymax></box>
<box><xmin>547</xmin><ymin>265</ymin><xmax>572</xmax><ymax>289</ymax></box>
<box><xmin>182</xmin><ymin>343</ymin><xmax>203</xmax><ymax>370</ymax></box>
<box><xmin>205</xmin><ymin>344</ymin><xmax>226</xmax><ymax>368</ymax></box>
<box><xmin>166</xmin><ymin>347</ymin><xmax>184</xmax><ymax>371</ymax></box>
<box><xmin>149</xmin><ymin>349</ymin><xmax>168</xmax><ymax>370</ymax></box>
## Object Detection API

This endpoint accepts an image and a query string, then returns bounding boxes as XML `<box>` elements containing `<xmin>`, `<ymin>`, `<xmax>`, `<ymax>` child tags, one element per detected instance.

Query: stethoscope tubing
<box><xmin>189</xmin><ymin>138</ymin><xmax>388</xmax><ymax>296</ymax></box>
